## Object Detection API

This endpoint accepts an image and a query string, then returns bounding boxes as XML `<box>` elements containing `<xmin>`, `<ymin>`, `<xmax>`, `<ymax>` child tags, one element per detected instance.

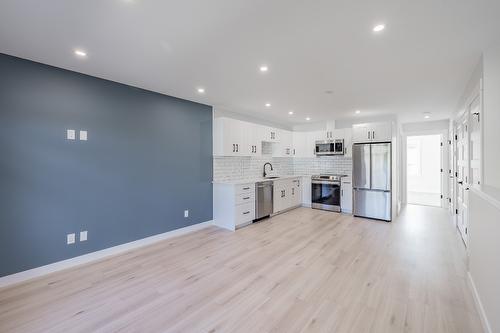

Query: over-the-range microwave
<box><xmin>315</xmin><ymin>139</ymin><xmax>344</xmax><ymax>156</ymax></box>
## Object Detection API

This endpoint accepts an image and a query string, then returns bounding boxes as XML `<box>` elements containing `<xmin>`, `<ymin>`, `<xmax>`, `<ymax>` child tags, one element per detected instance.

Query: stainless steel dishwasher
<box><xmin>255</xmin><ymin>180</ymin><xmax>273</xmax><ymax>220</ymax></box>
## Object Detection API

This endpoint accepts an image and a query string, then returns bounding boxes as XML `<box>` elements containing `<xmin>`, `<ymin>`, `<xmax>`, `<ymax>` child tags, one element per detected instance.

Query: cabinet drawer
<box><xmin>235</xmin><ymin>193</ymin><xmax>255</xmax><ymax>205</ymax></box>
<box><xmin>235</xmin><ymin>183</ymin><xmax>255</xmax><ymax>196</ymax></box>
<box><xmin>235</xmin><ymin>202</ymin><xmax>255</xmax><ymax>226</ymax></box>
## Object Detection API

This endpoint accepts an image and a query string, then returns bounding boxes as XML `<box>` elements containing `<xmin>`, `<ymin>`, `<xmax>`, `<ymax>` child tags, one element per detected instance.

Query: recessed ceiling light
<box><xmin>260</xmin><ymin>65</ymin><xmax>269</xmax><ymax>72</ymax></box>
<box><xmin>355</xmin><ymin>110</ymin><xmax>361</xmax><ymax>114</ymax></box>
<box><xmin>265</xmin><ymin>103</ymin><xmax>271</xmax><ymax>108</ymax></box>
<box><xmin>197</xmin><ymin>87</ymin><xmax>205</xmax><ymax>94</ymax></box>
<box><xmin>306</xmin><ymin>117</ymin><xmax>311</xmax><ymax>121</ymax></box>
<box><xmin>74</xmin><ymin>49</ymin><xmax>87</xmax><ymax>57</ymax></box>
<box><xmin>373</xmin><ymin>24</ymin><xmax>385</xmax><ymax>32</ymax></box>
<box><xmin>288</xmin><ymin>111</ymin><xmax>294</xmax><ymax>115</ymax></box>
<box><xmin>423</xmin><ymin>112</ymin><xmax>431</xmax><ymax>119</ymax></box>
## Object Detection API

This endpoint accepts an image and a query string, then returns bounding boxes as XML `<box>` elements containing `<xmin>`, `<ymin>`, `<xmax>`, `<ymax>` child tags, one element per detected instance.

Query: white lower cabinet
<box><xmin>341</xmin><ymin>178</ymin><xmax>352</xmax><ymax>213</ymax></box>
<box><xmin>273</xmin><ymin>178</ymin><xmax>301</xmax><ymax>213</ymax></box>
<box><xmin>213</xmin><ymin>183</ymin><xmax>255</xmax><ymax>231</ymax></box>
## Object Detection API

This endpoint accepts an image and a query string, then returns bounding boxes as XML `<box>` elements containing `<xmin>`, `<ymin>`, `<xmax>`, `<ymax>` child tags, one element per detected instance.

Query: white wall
<box><xmin>457</xmin><ymin>44</ymin><xmax>500</xmax><ymax>333</ymax></box>
<box><xmin>483</xmin><ymin>45</ymin><xmax>500</xmax><ymax>189</ymax></box>
<box><xmin>469</xmin><ymin>189</ymin><xmax>500</xmax><ymax>333</ymax></box>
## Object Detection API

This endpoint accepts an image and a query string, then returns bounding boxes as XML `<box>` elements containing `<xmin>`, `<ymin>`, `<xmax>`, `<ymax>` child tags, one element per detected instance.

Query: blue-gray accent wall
<box><xmin>0</xmin><ymin>53</ymin><xmax>213</xmax><ymax>277</ymax></box>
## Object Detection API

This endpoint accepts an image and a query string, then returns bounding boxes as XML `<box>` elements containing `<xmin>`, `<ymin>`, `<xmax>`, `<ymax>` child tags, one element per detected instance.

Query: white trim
<box><xmin>0</xmin><ymin>220</ymin><xmax>213</xmax><ymax>289</ymax></box>
<box><xmin>467</xmin><ymin>272</ymin><xmax>492</xmax><ymax>333</ymax></box>
<box><xmin>471</xmin><ymin>186</ymin><xmax>500</xmax><ymax>211</ymax></box>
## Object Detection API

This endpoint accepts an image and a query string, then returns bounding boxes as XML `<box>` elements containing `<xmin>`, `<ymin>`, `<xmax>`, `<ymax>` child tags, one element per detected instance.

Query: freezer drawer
<box><xmin>353</xmin><ymin>189</ymin><xmax>391</xmax><ymax>221</ymax></box>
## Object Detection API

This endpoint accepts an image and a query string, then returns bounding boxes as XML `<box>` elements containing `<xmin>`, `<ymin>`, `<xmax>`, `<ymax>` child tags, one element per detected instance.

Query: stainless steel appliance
<box><xmin>315</xmin><ymin>139</ymin><xmax>344</xmax><ymax>156</ymax></box>
<box><xmin>352</xmin><ymin>142</ymin><xmax>392</xmax><ymax>221</ymax></box>
<box><xmin>255</xmin><ymin>180</ymin><xmax>273</xmax><ymax>220</ymax></box>
<box><xmin>311</xmin><ymin>174</ymin><xmax>345</xmax><ymax>212</ymax></box>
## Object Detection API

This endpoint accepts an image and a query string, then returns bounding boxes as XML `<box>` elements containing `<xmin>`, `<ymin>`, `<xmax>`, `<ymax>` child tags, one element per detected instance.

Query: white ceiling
<box><xmin>1</xmin><ymin>0</ymin><xmax>499</xmax><ymax>125</ymax></box>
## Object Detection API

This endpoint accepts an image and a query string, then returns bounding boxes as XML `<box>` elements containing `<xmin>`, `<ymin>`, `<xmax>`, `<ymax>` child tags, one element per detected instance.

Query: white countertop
<box><xmin>213</xmin><ymin>175</ymin><xmax>308</xmax><ymax>185</ymax></box>
<box><xmin>213</xmin><ymin>174</ymin><xmax>352</xmax><ymax>185</ymax></box>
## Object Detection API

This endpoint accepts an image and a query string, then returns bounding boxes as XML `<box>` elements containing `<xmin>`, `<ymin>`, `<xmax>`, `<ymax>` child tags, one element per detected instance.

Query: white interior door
<box><xmin>456</xmin><ymin>114</ymin><xmax>469</xmax><ymax>246</ymax></box>
<box><xmin>469</xmin><ymin>96</ymin><xmax>481</xmax><ymax>188</ymax></box>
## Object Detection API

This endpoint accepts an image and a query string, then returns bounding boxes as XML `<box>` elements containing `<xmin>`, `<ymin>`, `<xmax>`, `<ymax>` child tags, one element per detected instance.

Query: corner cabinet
<box><xmin>352</xmin><ymin>122</ymin><xmax>392</xmax><ymax>143</ymax></box>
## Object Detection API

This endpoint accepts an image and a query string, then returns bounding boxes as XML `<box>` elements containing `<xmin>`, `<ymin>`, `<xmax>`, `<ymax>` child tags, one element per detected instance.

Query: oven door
<box><xmin>315</xmin><ymin>141</ymin><xmax>335</xmax><ymax>155</ymax></box>
<box><xmin>311</xmin><ymin>181</ymin><xmax>341</xmax><ymax>212</ymax></box>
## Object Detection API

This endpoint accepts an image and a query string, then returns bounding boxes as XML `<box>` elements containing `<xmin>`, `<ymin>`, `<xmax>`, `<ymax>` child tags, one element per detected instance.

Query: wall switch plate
<box><xmin>67</xmin><ymin>129</ymin><xmax>76</xmax><ymax>140</ymax></box>
<box><xmin>67</xmin><ymin>233</ymin><xmax>76</xmax><ymax>244</ymax></box>
<box><xmin>79</xmin><ymin>130</ymin><xmax>88</xmax><ymax>141</ymax></box>
<box><xmin>184</xmin><ymin>210</ymin><xmax>189</xmax><ymax>218</ymax></box>
<box><xmin>80</xmin><ymin>231</ymin><xmax>88</xmax><ymax>242</ymax></box>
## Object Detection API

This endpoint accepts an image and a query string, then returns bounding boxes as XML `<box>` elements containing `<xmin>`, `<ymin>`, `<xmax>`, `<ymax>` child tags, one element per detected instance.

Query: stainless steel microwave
<box><xmin>315</xmin><ymin>139</ymin><xmax>344</xmax><ymax>156</ymax></box>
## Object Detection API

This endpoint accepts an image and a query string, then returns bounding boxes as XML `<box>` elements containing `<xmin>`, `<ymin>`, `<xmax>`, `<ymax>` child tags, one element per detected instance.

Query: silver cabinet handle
<box><xmin>368</xmin><ymin>131</ymin><xmax>370</xmax><ymax>140</ymax></box>
<box><xmin>232</xmin><ymin>144</ymin><xmax>235</xmax><ymax>152</ymax></box>
<box><xmin>236</xmin><ymin>144</ymin><xmax>239</xmax><ymax>152</ymax></box>
<box><xmin>243</xmin><ymin>211</ymin><xmax>250</xmax><ymax>215</ymax></box>
<box><xmin>243</xmin><ymin>197</ymin><xmax>250</xmax><ymax>200</ymax></box>
<box><xmin>243</xmin><ymin>187</ymin><xmax>250</xmax><ymax>190</ymax></box>
<box><xmin>372</xmin><ymin>131</ymin><xmax>375</xmax><ymax>139</ymax></box>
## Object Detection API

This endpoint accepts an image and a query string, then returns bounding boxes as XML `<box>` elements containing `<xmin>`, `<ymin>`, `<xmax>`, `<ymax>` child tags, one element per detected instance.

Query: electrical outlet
<box><xmin>67</xmin><ymin>129</ymin><xmax>76</xmax><ymax>140</ymax></box>
<box><xmin>67</xmin><ymin>233</ymin><xmax>75</xmax><ymax>245</ymax></box>
<box><xmin>184</xmin><ymin>210</ymin><xmax>189</xmax><ymax>218</ymax></box>
<box><xmin>80</xmin><ymin>231</ymin><xmax>88</xmax><ymax>242</ymax></box>
<box><xmin>79</xmin><ymin>130</ymin><xmax>88</xmax><ymax>141</ymax></box>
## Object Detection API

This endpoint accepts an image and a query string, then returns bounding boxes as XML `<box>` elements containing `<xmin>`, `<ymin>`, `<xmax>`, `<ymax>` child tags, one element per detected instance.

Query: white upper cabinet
<box><xmin>273</xmin><ymin>130</ymin><xmax>293</xmax><ymax>157</ymax></box>
<box><xmin>242</xmin><ymin>121</ymin><xmax>262</xmax><ymax>156</ymax></box>
<box><xmin>352</xmin><ymin>122</ymin><xmax>392</xmax><ymax>143</ymax></box>
<box><xmin>292</xmin><ymin>132</ymin><xmax>308</xmax><ymax>157</ymax></box>
<box><xmin>260</xmin><ymin>126</ymin><xmax>280</xmax><ymax>142</ymax></box>
<box><xmin>325</xmin><ymin>121</ymin><xmax>336</xmax><ymax>140</ymax></box>
<box><xmin>213</xmin><ymin>117</ymin><xmax>246</xmax><ymax>156</ymax></box>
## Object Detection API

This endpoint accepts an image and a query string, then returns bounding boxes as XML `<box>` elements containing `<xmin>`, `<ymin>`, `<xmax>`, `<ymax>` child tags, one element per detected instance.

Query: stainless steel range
<box><xmin>311</xmin><ymin>174</ymin><xmax>346</xmax><ymax>212</ymax></box>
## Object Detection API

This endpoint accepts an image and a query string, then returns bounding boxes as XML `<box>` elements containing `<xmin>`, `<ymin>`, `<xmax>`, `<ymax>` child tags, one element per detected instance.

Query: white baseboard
<box><xmin>467</xmin><ymin>271</ymin><xmax>492</xmax><ymax>333</ymax></box>
<box><xmin>0</xmin><ymin>220</ymin><xmax>213</xmax><ymax>289</ymax></box>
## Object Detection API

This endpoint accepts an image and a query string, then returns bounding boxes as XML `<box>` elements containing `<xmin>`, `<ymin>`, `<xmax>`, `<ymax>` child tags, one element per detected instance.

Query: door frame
<box><xmin>402</xmin><ymin>129</ymin><xmax>449</xmax><ymax>208</ymax></box>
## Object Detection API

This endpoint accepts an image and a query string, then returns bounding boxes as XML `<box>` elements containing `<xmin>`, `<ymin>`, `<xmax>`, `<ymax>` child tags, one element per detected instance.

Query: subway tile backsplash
<box><xmin>213</xmin><ymin>155</ymin><xmax>352</xmax><ymax>182</ymax></box>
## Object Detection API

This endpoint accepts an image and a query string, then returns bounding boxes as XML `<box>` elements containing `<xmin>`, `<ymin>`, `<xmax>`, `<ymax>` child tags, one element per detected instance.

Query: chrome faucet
<box><xmin>263</xmin><ymin>162</ymin><xmax>273</xmax><ymax>178</ymax></box>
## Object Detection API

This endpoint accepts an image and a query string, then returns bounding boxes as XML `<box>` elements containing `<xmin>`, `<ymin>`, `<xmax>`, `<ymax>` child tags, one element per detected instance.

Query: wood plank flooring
<box><xmin>0</xmin><ymin>205</ymin><xmax>483</xmax><ymax>333</ymax></box>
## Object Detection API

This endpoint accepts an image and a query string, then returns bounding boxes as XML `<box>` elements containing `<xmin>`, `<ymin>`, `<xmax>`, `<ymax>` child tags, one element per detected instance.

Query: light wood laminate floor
<box><xmin>0</xmin><ymin>205</ymin><xmax>483</xmax><ymax>333</ymax></box>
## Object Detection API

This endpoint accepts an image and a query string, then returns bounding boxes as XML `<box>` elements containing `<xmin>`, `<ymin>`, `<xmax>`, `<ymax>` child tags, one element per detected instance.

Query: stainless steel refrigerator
<box><xmin>352</xmin><ymin>142</ymin><xmax>392</xmax><ymax>221</ymax></box>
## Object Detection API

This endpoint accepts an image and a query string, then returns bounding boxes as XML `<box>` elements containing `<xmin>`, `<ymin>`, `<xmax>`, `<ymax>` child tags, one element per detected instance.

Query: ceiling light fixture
<box><xmin>423</xmin><ymin>112</ymin><xmax>431</xmax><ymax>119</ymax></box>
<box><xmin>265</xmin><ymin>103</ymin><xmax>271</xmax><ymax>108</ymax></box>
<box><xmin>74</xmin><ymin>49</ymin><xmax>87</xmax><ymax>57</ymax></box>
<box><xmin>197</xmin><ymin>87</ymin><xmax>205</xmax><ymax>94</ymax></box>
<box><xmin>306</xmin><ymin>117</ymin><xmax>311</xmax><ymax>121</ymax></box>
<box><xmin>288</xmin><ymin>111</ymin><xmax>294</xmax><ymax>115</ymax></box>
<box><xmin>260</xmin><ymin>65</ymin><xmax>269</xmax><ymax>72</ymax></box>
<box><xmin>373</xmin><ymin>24</ymin><xmax>385</xmax><ymax>32</ymax></box>
<box><xmin>355</xmin><ymin>110</ymin><xmax>361</xmax><ymax>114</ymax></box>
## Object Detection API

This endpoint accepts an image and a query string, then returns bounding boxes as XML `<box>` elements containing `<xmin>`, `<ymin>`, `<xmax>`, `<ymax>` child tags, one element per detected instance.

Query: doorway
<box><xmin>406</xmin><ymin>134</ymin><xmax>443</xmax><ymax>207</ymax></box>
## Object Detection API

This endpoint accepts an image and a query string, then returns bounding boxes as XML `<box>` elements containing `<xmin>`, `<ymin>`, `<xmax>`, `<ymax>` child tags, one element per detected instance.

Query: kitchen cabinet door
<box><xmin>343</xmin><ymin>128</ymin><xmax>353</xmax><ymax>157</ymax></box>
<box><xmin>290</xmin><ymin>179</ymin><xmax>302</xmax><ymax>207</ymax></box>
<box><xmin>371</xmin><ymin>123</ymin><xmax>392</xmax><ymax>142</ymax></box>
<box><xmin>292</xmin><ymin>132</ymin><xmax>307</xmax><ymax>157</ymax></box>
<box><xmin>352</xmin><ymin>124</ymin><xmax>371</xmax><ymax>143</ymax></box>
<box><xmin>341</xmin><ymin>180</ymin><xmax>352</xmax><ymax>213</ymax></box>
<box><xmin>214</xmin><ymin>117</ymin><xmax>244</xmax><ymax>156</ymax></box>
